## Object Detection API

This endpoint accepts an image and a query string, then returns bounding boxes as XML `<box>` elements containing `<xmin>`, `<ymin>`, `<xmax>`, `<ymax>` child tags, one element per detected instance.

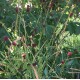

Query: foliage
<box><xmin>0</xmin><ymin>0</ymin><xmax>80</xmax><ymax>79</ymax></box>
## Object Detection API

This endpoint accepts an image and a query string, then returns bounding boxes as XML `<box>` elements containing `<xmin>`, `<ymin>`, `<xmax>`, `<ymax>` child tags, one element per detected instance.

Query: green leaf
<box><xmin>44</xmin><ymin>67</ymin><xmax>48</xmax><ymax>76</ymax></box>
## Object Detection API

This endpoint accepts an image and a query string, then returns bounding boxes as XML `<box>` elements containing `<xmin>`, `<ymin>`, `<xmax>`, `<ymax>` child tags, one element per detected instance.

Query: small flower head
<box><xmin>12</xmin><ymin>41</ymin><xmax>17</xmax><ymax>46</ymax></box>
<box><xmin>61</xmin><ymin>60</ymin><xmax>64</xmax><ymax>64</ymax></box>
<box><xmin>25</xmin><ymin>2</ymin><xmax>32</xmax><ymax>12</ymax></box>
<box><xmin>15</xmin><ymin>7</ymin><xmax>19</xmax><ymax>13</ymax></box>
<box><xmin>3</xmin><ymin>36</ymin><xmax>9</xmax><ymax>41</ymax></box>
<box><xmin>26</xmin><ymin>5</ymin><xmax>30</xmax><ymax>12</ymax></box>
<box><xmin>32</xmin><ymin>43</ymin><xmax>37</xmax><ymax>47</ymax></box>
<box><xmin>48</xmin><ymin>1</ymin><xmax>54</xmax><ymax>9</ymax></box>
<box><xmin>22</xmin><ymin>53</ymin><xmax>26</xmax><ymax>59</ymax></box>
<box><xmin>32</xmin><ymin>62</ymin><xmax>37</xmax><ymax>67</ymax></box>
<box><xmin>69</xmin><ymin>12</ymin><xmax>73</xmax><ymax>17</ymax></box>
<box><xmin>67</xmin><ymin>52</ymin><xmax>72</xmax><ymax>56</ymax></box>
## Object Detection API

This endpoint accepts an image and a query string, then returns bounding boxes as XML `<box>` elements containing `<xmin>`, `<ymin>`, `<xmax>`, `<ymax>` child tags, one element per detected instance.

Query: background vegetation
<box><xmin>0</xmin><ymin>0</ymin><xmax>80</xmax><ymax>79</ymax></box>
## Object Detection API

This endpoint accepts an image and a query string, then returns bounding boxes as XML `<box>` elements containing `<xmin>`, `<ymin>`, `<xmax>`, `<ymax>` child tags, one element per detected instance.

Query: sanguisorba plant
<box><xmin>0</xmin><ymin>0</ymin><xmax>80</xmax><ymax>79</ymax></box>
